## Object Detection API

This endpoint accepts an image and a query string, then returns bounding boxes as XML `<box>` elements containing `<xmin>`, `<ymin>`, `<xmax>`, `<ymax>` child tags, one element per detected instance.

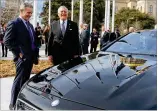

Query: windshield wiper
<box><xmin>117</xmin><ymin>40</ymin><xmax>134</xmax><ymax>46</ymax></box>
<box><xmin>99</xmin><ymin>51</ymin><xmax>124</xmax><ymax>57</ymax></box>
<box><xmin>118</xmin><ymin>40</ymin><xmax>128</xmax><ymax>44</ymax></box>
<box><xmin>105</xmin><ymin>51</ymin><xmax>157</xmax><ymax>57</ymax></box>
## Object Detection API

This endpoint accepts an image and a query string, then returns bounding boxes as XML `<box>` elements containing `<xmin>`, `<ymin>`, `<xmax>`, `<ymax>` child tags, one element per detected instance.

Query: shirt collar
<box><xmin>60</xmin><ymin>19</ymin><xmax>67</xmax><ymax>24</ymax></box>
<box><xmin>19</xmin><ymin>16</ymin><xmax>30</xmax><ymax>28</ymax></box>
<box><xmin>19</xmin><ymin>16</ymin><xmax>28</xmax><ymax>23</ymax></box>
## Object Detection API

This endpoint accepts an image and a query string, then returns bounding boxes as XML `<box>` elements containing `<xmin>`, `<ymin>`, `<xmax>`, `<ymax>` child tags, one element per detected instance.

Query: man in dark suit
<box><xmin>115</xmin><ymin>28</ymin><xmax>121</xmax><ymax>38</ymax></box>
<box><xmin>48</xmin><ymin>6</ymin><xmax>80</xmax><ymax>65</ymax></box>
<box><xmin>3</xmin><ymin>3</ymin><xmax>38</xmax><ymax>110</ymax></box>
<box><xmin>80</xmin><ymin>24</ymin><xmax>90</xmax><ymax>54</ymax></box>
<box><xmin>35</xmin><ymin>22</ymin><xmax>42</xmax><ymax>57</ymax></box>
<box><xmin>109</xmin><ymin>29</ymin><xmax>121</xmax><ymax>42</ymax></box>
<box><xmin>90</xmin><ymin>28</ymin><xmax>100</xmax><ymax>53</ymax></box>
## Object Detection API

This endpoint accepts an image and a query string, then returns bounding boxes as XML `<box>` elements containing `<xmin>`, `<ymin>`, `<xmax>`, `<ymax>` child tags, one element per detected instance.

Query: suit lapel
<box><xmin>17</xmin><ymin>17</ymin><xmax>29</xmax><ymax>34</ymax></box>
<box><xmin>17</xmin><ymin>17</ymin><xmax>33</xmax><ymax>43</ymax></box>
<box><xmin>64</xmin><ymin>20</ymin><xmax>70</xmax><ymax>38</ymax></box>
<box><xmin>57</xmin><ymin>20</ymin><xmax>63</xmax><ymax>37</ymax></box>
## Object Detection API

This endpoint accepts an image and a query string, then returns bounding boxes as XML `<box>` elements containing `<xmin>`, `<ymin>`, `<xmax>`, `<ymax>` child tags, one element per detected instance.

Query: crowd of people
<box><xmin>79</xmin><ymin>23</ymin><xmax>121</xmax><ymax>55</ymax></box>
<box><xmin>34</xmin><ymin>22</ymin><xmax>50</xmax><ymax>57</ymax></box>
<box><xmin>0</xmin><ymin>2</ymin><xmax>137</xmax><ymax>110</ymax></box>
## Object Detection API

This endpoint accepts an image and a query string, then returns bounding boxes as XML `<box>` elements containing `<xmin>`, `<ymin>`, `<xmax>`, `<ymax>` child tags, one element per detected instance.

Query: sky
<box><xmin>28</xmin><ymin>0</ymin><xmax>45</xmax><ymax>26</ymax></box>
<box><xmin>36</xmin><ymin>0</ymin><xmax>45</xmax><ymax>26</ymax></box>
<box><xmin>37</xmin><ymin>0</ymin><xmax>44</xmax><ymax>14</ymax></box>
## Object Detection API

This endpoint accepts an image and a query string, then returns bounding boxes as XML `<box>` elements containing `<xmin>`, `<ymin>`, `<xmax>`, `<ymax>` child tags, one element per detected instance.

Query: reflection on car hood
<box><xmin>28</xmin><ymin>52</ymin><xmax>157</xmax><ymax>110</ymax></box>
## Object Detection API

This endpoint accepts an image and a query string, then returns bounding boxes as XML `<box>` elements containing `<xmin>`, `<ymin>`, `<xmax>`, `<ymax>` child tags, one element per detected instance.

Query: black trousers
<box><xmin>10</xmin><ymin>58</ymin><xmax>33</xmax><ymax>106</ymax></box>
<box><xmin>82</xmin><ymin>44</ymin><xmax>89</xmax><ymax>55</ymax></box>
<box><xmin>1</xmin><ymin>43</ymin><xmax>8</xmax><ymax>57</ymax></box>
<box><xmin>45</xmin><ymin>43</ymin><xmax>48</xmax><ymax>56</ymax></box>
<box><xmin>90</xmin><ymin>43</ymin><xmax>97</xmax><ymax>53</ymax></box>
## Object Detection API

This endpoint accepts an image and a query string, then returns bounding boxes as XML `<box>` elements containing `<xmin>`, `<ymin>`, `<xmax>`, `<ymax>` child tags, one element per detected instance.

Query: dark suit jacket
<box><xmin>109</xmin><ymin>32</ymin><xmax>116</xmax><ymax>42</ymax></box>
<box><xmin>90</xmin><ymin>32</ymin><xmax>100</xmax><ymax>45</ymax></box>
<box><xmin>4</xmin><ymin>17</ymin><xmax>38</xmax><ymax>62</ymax></box>
<box><xmin>116</xmin><ymin>31</ymin><xmax>121</xmax><ymax>38</ymax></box>
<box><xmin>48</xmin><ymin>20</ymin><xmax>80</xmax><ymax>64</ymax></box>
<box><xmin>100</xmin><ymin>31</ymin><xmax>110</xmax><ymax>48</ymax></box>
<box><xmin>80</xmin><ymin>29</ymin><xmax>90</xmax><ymax>46</ymax></box>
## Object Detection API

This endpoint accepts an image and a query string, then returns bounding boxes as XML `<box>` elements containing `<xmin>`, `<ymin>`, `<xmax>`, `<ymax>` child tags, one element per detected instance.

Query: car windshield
<box><xmin>105</xmin><ymin>30</ymin><xmax>157</xmax><ymax>55</ymax></box>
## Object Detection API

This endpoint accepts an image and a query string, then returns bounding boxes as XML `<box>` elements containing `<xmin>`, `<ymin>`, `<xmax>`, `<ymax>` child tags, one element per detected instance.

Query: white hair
<box><xmin>83</xmin><ymin>24</ymin><xmax>88</xmax><ymax>26</ymax></box>
<box><xmin>20</xmin><ymin>2</ymin><xmax>33</xmax><ymax>12</ymax></box>
<box><xmin>129</xmin><ymin>27</ymin><xmax>135</xmax><ymax>32</ymax></box>
<box><xmin>58</xmin><ymin>6</ymin><xmax>68</xmax><ymax>14</ymax></box>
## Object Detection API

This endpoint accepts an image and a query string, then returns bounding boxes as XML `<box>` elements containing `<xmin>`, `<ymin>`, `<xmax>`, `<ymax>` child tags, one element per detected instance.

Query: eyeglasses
<box><xmin>60</xmin><ymin>10</ymin><xmax>67</xmax><ymax>13</ymax></box>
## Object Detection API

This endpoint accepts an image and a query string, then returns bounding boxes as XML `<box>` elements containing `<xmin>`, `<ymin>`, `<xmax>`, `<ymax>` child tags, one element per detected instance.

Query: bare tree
<box><xmin>1</xmin><ymin>0</ymin><xmax>24</xmax><ymax>23</ymax></box>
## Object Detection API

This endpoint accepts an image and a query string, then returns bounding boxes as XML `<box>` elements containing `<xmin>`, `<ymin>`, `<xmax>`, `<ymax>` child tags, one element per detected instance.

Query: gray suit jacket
<box><xmin>80</xmin><ymin>29</ymin><xmax>90</xmax><ymax>46</ymax></box>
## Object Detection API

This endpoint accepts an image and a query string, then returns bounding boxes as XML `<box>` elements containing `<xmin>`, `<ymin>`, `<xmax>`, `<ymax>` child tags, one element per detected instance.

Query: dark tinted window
<box><xmin>105</xmin><ymin>30</ymin><xmax>157</xmax><ymax>55</ymax></box>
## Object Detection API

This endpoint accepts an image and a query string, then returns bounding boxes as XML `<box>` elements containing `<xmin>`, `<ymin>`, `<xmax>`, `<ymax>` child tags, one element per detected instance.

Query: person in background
<box><xmin>115</xmin><ymin>28</ymin><xmax>121</xmax><ymax>38</ymax></box>
<box><xmin>109</xmin><ymin>28</ymin><xmax>121</xmax><ymax>42</ymax></box>
<box><xmin>100</xmin><ymin>25</ymin><xmax>110</xmax><ymax>49</ymax></box>
<box><xmin>79</xmin><ymin>23</ymin><xmax>84</xmax><ymax>54</ymax></box>
<box><xmin>129</xmin><ymin>27</ymin><xmax>135</xmax><ymax>33</ymax></box>
<box><xmin>79</xmin><ymin>23</ymin><xmax>83</xmax><ymax>34</ymax></box>
<box><xmin>35</xmin><ymin>22</ymin><xmax>42</xmax><ymax>57</ymax></box>
<box><xmin>48</xmin><ymin>6</ymin><xmax>80</xmax><ymax>65</ymax></box>
<box><xmin>3</xmin><ymin>2</ymin><xmax>38</xmax><ymax>110</ymax></box>
<box><xmin>90</xmin><ymin>28</ymin><xmax>100</xmax><ymax>53</ymax></box>
<box><xmin>43</xmin><ymin>24</ymin><xmax>50</xmax><ymax>56</ymax></box>
<box><xmin>100</xmin><ymin>25</ymin><xmax>105</xmax><ymax>38</ymax></box>
<box><xmin>0</xmin><ymin>22</ymin><xmax>8</xmax><ymax>57</ymax></box>
<box><xmin>123</xmin><ymin>29</ymin><xmax>128</xmax><ymax>35</ymax></box>
<box><xmin>80</xmin><ymin>24</ymin><xmax>90</xmax><ymax>54</ymax></box>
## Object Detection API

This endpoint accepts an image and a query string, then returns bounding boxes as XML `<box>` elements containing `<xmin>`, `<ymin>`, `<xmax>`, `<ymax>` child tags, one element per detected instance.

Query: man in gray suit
<box><xmin>80</xmin><ymin>24</ymin><xmax>90</xmax><ymax>54</ymax></box>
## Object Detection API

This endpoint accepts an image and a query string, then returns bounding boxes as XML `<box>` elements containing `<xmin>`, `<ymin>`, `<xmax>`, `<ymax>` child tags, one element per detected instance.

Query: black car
<box><xmin>15</xmin><ymin>30</ymin><xmax>157</xmax><ymax>110</ymax></box>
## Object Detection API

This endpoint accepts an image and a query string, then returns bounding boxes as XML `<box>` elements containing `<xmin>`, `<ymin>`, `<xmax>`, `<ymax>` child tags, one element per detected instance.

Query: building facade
<box><xmin>116</xmin><ymin>0</ymin><xmax>157</xmax><ymax>20</ymax></box>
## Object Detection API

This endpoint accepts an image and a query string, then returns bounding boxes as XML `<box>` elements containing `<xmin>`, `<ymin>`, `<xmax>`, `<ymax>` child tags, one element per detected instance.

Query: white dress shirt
<box><xmin>101</xmin><ymin>31</ymin><xmax>104</xmax><ymax>37</ymax></box>
<box><xmin>60</xmin><ymin>19</ymin><xmax>67</xmax><ymax>30</ymax></box>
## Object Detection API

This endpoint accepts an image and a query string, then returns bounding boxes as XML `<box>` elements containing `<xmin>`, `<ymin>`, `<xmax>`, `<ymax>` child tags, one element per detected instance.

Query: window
<box><xmin>115</xmin><ymin>6</ymin><xmax>118</xmax><ymax>12</ymax></box>
<box><xmin>140</xmin><ymin>6</ymin><xmax>142</xmax><ymax>12</ymax></box>
<box><xmin>149</xmin><ymin>5</ymin><xmax>153</xmax><ymax>13</ymax></box>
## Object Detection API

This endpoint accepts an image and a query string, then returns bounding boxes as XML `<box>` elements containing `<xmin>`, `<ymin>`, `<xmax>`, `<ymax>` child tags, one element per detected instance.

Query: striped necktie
<box><xmin>61</xmin><ymin>21</ymin><xmax>65</xmax><ymax>36</ymax></box>
<box><xmin>25</xmin><ymin>21</ymin><xmax>35</xmax><ymax>50</ymax></box>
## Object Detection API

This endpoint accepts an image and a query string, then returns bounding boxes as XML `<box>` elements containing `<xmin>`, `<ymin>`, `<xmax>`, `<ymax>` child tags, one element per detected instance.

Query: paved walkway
<box><xmin>0</xmin><ymin>44</ymin><xmax>48</xmax><ymax>60</ymax></box>
<box><xmin>0</xmin><ymin>76</ymin><xmax>13</xmax><ymax>110</ymax></box>
<box><xmin>0</xmin><ymin>75</ymin><xmax>35</xmax><ymax>110</ymax></box>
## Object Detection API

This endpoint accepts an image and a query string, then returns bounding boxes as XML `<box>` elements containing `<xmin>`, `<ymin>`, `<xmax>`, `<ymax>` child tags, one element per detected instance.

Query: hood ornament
<box><xmin>51</xmin><ymin>99</ymin><xmax>60</xmax><ymax>107</ymax></box>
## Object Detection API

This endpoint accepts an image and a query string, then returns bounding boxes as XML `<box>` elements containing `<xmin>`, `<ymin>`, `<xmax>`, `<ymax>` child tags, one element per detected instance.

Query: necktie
<box><xmin>25</xmin><ymin>21</ymin><xmax>35</xmax><ymax>50</ymax></box>
<box><xmin>61</xmin><ymin>21</ymin><xmax>65</xmax><ymax>36</ymax></box>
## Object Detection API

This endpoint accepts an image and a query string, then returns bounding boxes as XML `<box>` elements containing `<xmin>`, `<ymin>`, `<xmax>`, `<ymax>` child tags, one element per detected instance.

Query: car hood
<box><xmin>28</xmin><ymin>52</ymin><xmax>157</xmax><ymax>110</ymax></box>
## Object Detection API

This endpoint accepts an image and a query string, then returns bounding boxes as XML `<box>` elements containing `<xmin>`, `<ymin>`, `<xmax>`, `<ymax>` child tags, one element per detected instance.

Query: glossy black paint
<box><xmin>15</xmin><ymin>30</ymin><xmax>157</xmax><ymax>110</ymax></box>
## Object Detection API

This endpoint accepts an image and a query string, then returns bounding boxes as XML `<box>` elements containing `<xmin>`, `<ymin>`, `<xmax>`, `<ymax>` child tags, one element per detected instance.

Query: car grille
<box><xmin>16</xmin><ymin>99</ymin><xmax>37</xmax><ymax>110</ymax></box>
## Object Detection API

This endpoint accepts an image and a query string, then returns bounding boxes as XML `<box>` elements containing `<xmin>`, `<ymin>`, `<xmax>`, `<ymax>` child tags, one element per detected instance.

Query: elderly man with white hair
<box><xmin>48</xmin><ymin>6</ymin><xmax>81</xmax><ymax>65</ymax></box>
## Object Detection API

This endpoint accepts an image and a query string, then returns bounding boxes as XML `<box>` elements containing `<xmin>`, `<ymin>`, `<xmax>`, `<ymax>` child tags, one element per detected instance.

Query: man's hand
<box><xmin>48</xmin><ymin>55</ymin><xmax>53</xmax><ymax>62</ymax></box>
<box><xmin>74</xmin><ymin>55</ymin><xmax>79</xmax><ymax>58</ymax></box>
